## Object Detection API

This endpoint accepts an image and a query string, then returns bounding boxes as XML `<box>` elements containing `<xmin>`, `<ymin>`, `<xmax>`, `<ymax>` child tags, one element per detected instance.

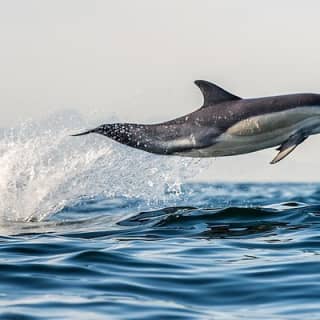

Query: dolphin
<box><xmin>72</xmin><ymin>80</ymin><xmax>320</xmax><ymax>164</ymax></box>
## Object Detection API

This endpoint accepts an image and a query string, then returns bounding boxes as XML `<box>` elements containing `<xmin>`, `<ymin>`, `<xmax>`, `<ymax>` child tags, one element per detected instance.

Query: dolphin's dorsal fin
<box><xmin>194</xmin><ymin>80</ymin><xmax>241</xmax><ymax>108</ymax></box>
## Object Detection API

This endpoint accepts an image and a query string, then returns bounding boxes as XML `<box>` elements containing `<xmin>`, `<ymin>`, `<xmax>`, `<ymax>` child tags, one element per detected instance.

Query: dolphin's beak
<box><xmin>71</xmin><ymin>125</ymin><xmax>112</xmax><ymax>137</ymax></box>
<box><xmin>70</xmin><ymin>129</ymin><xmax>95</xmax><ymax>137</ymax></box>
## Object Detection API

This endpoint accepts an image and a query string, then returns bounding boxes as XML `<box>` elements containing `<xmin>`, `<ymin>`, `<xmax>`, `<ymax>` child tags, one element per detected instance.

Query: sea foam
<box><xmin>0</xmin><ymin>111</ymin><xmax>211</xmax><ymax>222</ymax></box>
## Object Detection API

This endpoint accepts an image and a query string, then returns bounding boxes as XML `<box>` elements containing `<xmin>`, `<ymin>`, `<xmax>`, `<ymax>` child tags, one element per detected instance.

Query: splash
<box><xmin>0</xmin><ymin>112</ymin><xmax>211</xmax><ymax>222</ymax></box>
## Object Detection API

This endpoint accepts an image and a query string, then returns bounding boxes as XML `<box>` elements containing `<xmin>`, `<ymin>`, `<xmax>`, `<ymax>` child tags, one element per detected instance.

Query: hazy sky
<box><xmin>1</xmin><ymin>0</ymin><xmax>320</xmax><ymax>181</ymax></box>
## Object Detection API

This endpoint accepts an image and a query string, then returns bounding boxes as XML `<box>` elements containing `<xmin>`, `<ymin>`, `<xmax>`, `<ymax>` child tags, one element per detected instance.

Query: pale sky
<box><xmin>1</xmin><ymin>0</ymin><xmax>320</xmax><ymax>182</ymax></box>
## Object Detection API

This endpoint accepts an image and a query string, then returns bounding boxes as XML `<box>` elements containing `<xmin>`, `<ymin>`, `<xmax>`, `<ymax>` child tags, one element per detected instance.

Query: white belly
<box><xmin>186</xmin><ymin>106</ymin><xmax>320</xmax><ymax>157</ymax></box>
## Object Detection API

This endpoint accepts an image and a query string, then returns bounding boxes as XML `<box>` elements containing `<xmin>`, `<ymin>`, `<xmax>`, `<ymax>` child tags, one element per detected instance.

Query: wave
<box><xmin>5</xmin><ymin>199</ymin><xmax>317</xmax><ymax>239</ymax></box>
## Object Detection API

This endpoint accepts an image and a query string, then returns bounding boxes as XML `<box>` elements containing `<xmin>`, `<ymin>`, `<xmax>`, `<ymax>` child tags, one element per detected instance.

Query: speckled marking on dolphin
<box><xmin>72</xmin><ymin>80</ymin><xmax>320</xmax><ymax>164</ymax></box>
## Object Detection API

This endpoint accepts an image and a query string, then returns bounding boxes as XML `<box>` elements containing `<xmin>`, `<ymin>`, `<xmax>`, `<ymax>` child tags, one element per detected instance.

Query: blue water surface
<box><xmin>1</xmin><ymin>183</ymin><xmax>320</xmax><ymax>319</ymax></box>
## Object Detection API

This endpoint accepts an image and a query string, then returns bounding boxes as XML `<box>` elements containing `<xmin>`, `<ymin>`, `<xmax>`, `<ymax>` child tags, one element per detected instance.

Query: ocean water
<box><xmin>1</xmin><ymin>115</ymin><xmax>320</xmax><ymax>319</ymax></box>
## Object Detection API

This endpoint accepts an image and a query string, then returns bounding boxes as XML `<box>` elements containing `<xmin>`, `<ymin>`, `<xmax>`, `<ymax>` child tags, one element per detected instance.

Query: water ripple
<box><xmin>1</xmin><ymin>183</ymin><xmax>320</xmax><ymax>319</ymax></box>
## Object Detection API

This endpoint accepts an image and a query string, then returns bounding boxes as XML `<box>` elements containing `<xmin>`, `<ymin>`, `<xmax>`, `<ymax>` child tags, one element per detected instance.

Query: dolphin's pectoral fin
<box><xmin>194</xmin><ymin>80</ymin><xmax>241</xmax><ymax>108</ymax></box>
<box><xmin>270</xmin><ymin>145</ymin><xmax>298</xmax><ymax>164</ymax></box>
<box><xmin>270</xmin><ymin>133</ymin><xmax>308</xmax><ymax>164</ymax></box>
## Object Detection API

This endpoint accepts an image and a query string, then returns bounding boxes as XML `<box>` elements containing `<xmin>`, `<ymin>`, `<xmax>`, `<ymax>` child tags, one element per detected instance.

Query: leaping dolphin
<box><xmin>73</xmin><ymin>80</ymin><xmax>320</xmax><ymax>164</ymax></box>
